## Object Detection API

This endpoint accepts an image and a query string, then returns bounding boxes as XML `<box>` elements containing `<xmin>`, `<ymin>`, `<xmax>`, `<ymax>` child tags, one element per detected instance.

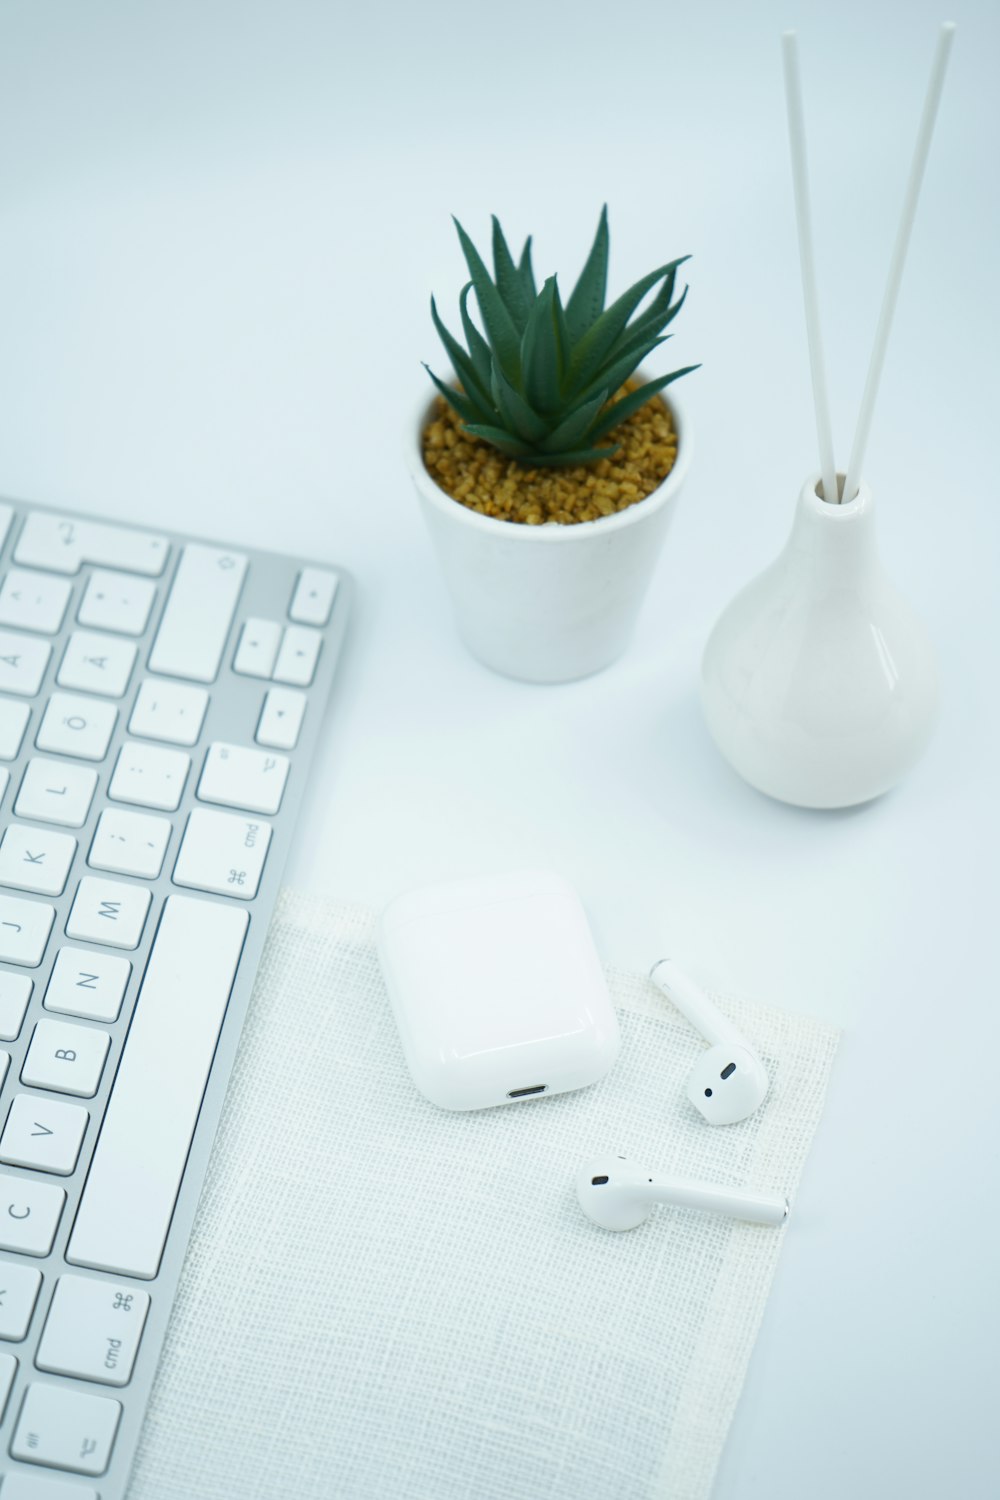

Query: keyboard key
<box><xmin>10</xmin><ymin>1382</ymin><xmax>121</xmax><ymax>1475</ymax></box>
<box><xmin>21</xmin><ymin>1020</ymin><xmax>110</xmax><ymax>1098</ymax></box>
<box><xmin>0</xmin><ymin>569</ymin><xmax>71</xmax><ymax>635</ymax></box>
<box><xmin>35</xmin><ymin>694</ymin><xmax>117</xmax><ymax>762</ymax></box>
<box><xmin>173</xmin><ymin>808</ymin><xmax>271</xmax><ymax>899</ymax></box>
<box><xmin>0</xmin><ymin>972</ymin><xmax>32</xmax><ymax>1039</ymax></box>
<box><xmin>0</xmin><ymin>503</ymin><xmax>13</xmax><ymax>554</ymax></box>
<box><xmin>0</xmin><ymin>1259</ymin><xmax>42</xmax><ymax>1340</ymax></box>
<box><xmin>57</xmin><ymin>630</ymin><xmax>137</xmax><ymax>698</ymax></box>
<box><xmin>65</xmin><ymin>876</ymin><xmax>151</xmax><ymax>950</ymax></box>
<box><xmin>15</xmin><ymin>511</ymin><xmax>168</xmax><ymax>577</ymax></box>
<box><xmin>15</xmin><ymin>760</ymin><xmax>97</xmax><ymax>828</ymax></box>
<box><xmin>0</xmin><ymin>767</ymin><xmax>7</xmax><ymax>804</ymax></box>
<box><xmin>0</xmin><ymin>1474</ymin><xmax>99</xmax><ymax>1499</ymax></box>
<box><xmin>0</xmin><ymin>824</ymin><xmax>76</xmax><ymax>896</ymax></box>
<box><xmin>0</xmin><ymin>695</ymin><xmax>31</xmax><ymax>758</ymax></box>
<box><xmin>273</xmin><ymin>623</ymin><xmax>322</xmax><ymax>686</ymax></box>
<box><xmin>77</xmin><ymin>568</ymin><xmax>157</xmax><ymax>636</ymax></box>
<box><xmin>44</xmin><ymin>948</ymin><xmax>131</xmax><ymax>1023</ymax></box>
<box><xmin>68</xmin><ymin>895</ymin><xmax>248</xmax><ymax>1279</ymax></box>
<box><xmin>0</xmin><ymin>1174</ymin><xmax>65</xmax><ymax>1255</ymax></box>
<box><xmin>233</xmin><ymin>617</ymin><xmax>283</xmax><ymax>678</ymax></box>
<box><xmin>256</xmin><ymin>686</ymin><xmax>306</xmax><ymax>750</ymax></box>
<box><xmin>148</xmin><ymin>543</ymin><xmax>247</xmax><ymax>683</ymax></box>
<box><xmin>0</xmin><ymin>1350</ymin><xmax>15</xmax><ymax>1416</ymax></box>
<box><xmin>197</xmin><ymin>742</ymin><xmax>289</xmax><ymax>816</ymax></box>
<box><xmin>108</xmin><ymin>741</ymin><xmax>189</xmax><ymax>811</ymax></box>
<box><xmin>128</xmin><ymin>677</ymin><xmax>208</xmax><ymax>745</ymax></box>
<box><xmin>0</xmin><ymin>1094</ymin><xmax>88</xmax><ymax>1175</ymax></box>
<box><xmin>36</xmin><ymin>1275</ymin><xmax>149</xmax><ymax>1387</ymax></box>
<box><xmin>289</xmin><ymin>566</ymin><xmax>338</xmax><ymax>625</ymax></box>
<box><xmin>88</xmin><ymin>807</ymin><xmax>170</xmax><ymax>879</ymax></box>
<box><xmin>0</xmin><ymin>630</ymin><xmax>51</xmax><ymax>696</ymax></box>
<box><xmin>0</xmin><ymin>894</ymin><xmax>55</xmax><ymax>966</ymax></box>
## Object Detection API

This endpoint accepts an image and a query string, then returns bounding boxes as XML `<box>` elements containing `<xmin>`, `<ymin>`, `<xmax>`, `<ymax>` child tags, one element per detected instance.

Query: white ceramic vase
<box><xmin>701</xmin><ymin>475</ymin><xmax>939</xmax><ymax>809</ymax></box>
<box><xmin>407</xmin><ymin>393</ymin><xmax>692</xmax><ymax>684</ymax></box>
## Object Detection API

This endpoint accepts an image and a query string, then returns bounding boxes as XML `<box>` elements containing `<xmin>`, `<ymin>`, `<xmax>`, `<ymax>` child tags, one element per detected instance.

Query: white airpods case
<box><xmin>377</xmin><ymin>870</ymin><xmax>619</xmax><ymax>1110</ymax></box>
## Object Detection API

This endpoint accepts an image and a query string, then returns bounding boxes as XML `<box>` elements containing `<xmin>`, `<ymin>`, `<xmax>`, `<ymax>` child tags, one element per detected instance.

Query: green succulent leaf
<box><xmin>608</xmin><ymin>277</ymin><xmax>689</xmax><ymax>364</ymax></box>
<box><xmin>490</xmin><ymin>365</ymin><xmax>550</xmax><ymax>445</ymax></box>
<box><xmin>564</xmin><ymin>204</ymin><xmax>609</xmax><ymax>344</ymax></box>
<box><xmin>573</xmin><ymin>335</ymin><xmax>670</xmax><ymax>409</ymax></box>
<box><xmin>537</xmin><ymin>388</ymin><xmax>610</xmax><ymax>453</ymax></box>
<box><xmin>567</xmin><ymin>258</ymin><xmax>690</xmax><ymax>394</ymax></box>
<box><xmin>430</xmin><ymin>296</ymin><xmax>492</xmax><ymax>408</ymax></box>
<box><xmin>523</xmin><ymin>443</ymin><xmax>621</xmax><ymax>467</ymax></box>
<box><xmin>461</xmin><ymin>422</ymin><xmax>534</xmax><ymax>457</ymax></box>
<box><xmin>491</xmin><ymin>217</ymin><xmax>533</xmax><ymax>332</ymax></box>
<box><xmin>520</xmin><ymin>277</ymin><xmax>564</xmax><ymax>415</ymax></box>
<box><xmin>586</xmin><ymin>366</ymin><xmax>701</xmax><ymax>441</ymax></box>
<box><xmin>452</xmin><ymin>217</ymin><xmax>521</xmax><ymax>384</ymax></box>
<box><xmin>458</xmin><ymin>283</ymin><xmax>494</xmax><ymax>394</ymax></box>
<box><xmin>422</xmin><ymin>365</ymin><xmax>485</xmax><ymax>425</ymax></box>
<box><xmin>517</xmin><ymin>236</ymin><xmax>536</xmax><ymax>302</ymax></box>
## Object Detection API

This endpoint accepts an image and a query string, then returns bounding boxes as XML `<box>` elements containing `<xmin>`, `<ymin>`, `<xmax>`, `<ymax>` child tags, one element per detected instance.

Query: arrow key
<box><xmin>256</xmin><ymin>687</ymin><xmax>307</xmax><ymax>750</ymax></box>
<box><xmin>0</xmin><ymin>1093</ymin><xmax>89</xmax><ymax>1175</ymax></box>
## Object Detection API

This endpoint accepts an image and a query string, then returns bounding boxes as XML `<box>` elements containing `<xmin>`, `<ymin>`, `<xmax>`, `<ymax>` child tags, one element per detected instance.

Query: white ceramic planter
<box><xmin>701</xmin><ymin>475</ymin><xmax>939</xmax><ymax>809</ymax></box>
<box><xmin>407</xmin><ymin>392</ymin><xmax>692</xmax><ymax>683</ymax></box>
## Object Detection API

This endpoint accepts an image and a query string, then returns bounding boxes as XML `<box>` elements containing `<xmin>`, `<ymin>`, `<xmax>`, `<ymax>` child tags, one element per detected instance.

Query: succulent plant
<box><xmin>425</xmin><ymin>206</ymin><xmax>697</xmax><ymax>467</ymax></box>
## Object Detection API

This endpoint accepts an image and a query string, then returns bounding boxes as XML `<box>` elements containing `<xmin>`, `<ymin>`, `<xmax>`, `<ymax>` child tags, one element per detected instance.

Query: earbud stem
<box><xmin>649</xmin><ymin>957</ymin><xmax>744</xmax><ymax>1047</ymax></box>
<box><xmin>646</xmin><ymin>1175</ymin><xmax>788</xmax><ymax>1226</ymax></box>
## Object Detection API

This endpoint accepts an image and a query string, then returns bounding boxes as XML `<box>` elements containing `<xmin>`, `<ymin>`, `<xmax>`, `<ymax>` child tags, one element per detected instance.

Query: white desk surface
<box><xmin>1</xmin><ymin>2</ymin><xmax>997</xmax><ymax>1495</ymax></box>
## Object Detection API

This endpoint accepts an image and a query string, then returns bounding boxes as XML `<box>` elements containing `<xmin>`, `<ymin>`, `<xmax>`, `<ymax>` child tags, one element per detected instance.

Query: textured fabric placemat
<box><xmin>128</xmin><ymin>891</ymin><xmax>839</xmax><ymax>1500</ymax></box>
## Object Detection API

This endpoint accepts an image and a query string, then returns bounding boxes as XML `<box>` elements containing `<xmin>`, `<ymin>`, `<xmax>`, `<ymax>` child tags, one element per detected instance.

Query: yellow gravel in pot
<box><xmin>422</xmin><ymin>385</ymin><xmax>678</xmax><ymax>526</ymax></box>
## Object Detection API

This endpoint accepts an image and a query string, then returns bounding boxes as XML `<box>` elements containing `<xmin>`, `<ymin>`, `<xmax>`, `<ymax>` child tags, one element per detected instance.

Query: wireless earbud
<box><xmin>576</xmin><ymin>1157</ymin><xmax>789</xmax><ymax>1231</ymax></box>
<box><xmin>649</xmin><ymin>957</ymin><xmax>770</xmax><ymax>1125</ymax></box>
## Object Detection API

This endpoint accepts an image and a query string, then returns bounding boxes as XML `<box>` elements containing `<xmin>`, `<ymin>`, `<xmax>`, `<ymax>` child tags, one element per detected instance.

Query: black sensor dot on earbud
<box><xmin>721</xmin><ymin>1062</ymin><xmax>737</xmax><ymax>1079</ymax></box>
<box><xmin>704</xmin><ymin>1087</ymin><xmax>713</xmax><ymax>1097</ymax></box>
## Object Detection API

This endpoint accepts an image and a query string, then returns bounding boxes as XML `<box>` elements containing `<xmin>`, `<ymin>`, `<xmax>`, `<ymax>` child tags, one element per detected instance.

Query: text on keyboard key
<box><xmin>10</xmin><ymin>1382</ymin><xmax>121</xmax><ymax>1474</ymax></box>
<box><xmin>197</xmin><ymin>742</ymin><xmax>289</xmax><ymax>815</ymax></box>
<box><xmin>148</xmin><ymin>543</ymin><xmax>247</xmax><ymax>683</ymax></box>
<box><xmin>77</xmin><ymin>568</ymin><xmax>157</xmax><ymax>636</ymax></box>
<box><xmin>65</xmin><ymin>876</ymin><xmax>151</xmax><ymax>950</ymax></box>
<box><xmin>108</xmin><ymin>741</ymin><xmax>189</xmax><ymax>811</ymax></box>
<box><xmin>35</xmin><ymin>694</ymin><xmax>118</xmax><ymax>762</ymax></box>
<box><xmin>128</xmin><ymin>677</ymin><xmax>208</xmax><ymax>745</ymax></box>
<box><xmin>0</xmin><ymin>1173</ymin><xmax>65</xmax><ymax>1255</ymax></box>
<box><xmin>273</xmin><ymin>623</ymin><xmax>322</xmax><ymax>686</ymax></box>
<box><xmin>0</xmin><ymin>1093</ymin><xmax>89</xmax><ymax>1175</ymax></box>
<box><xmin>0</xmin><ymin>569</ymin><xmax>72</xmax><ymax>635</ymax></box>
<box><xmin>173</xmin><ymin>808</ymin><xmax>271</xmax><ymax>899</ymax></box>
<box><xmin>44</xmin><ymin>947</ymin><xmax>131</xmax><ymax>1023</ymax></box>
<box><xmin>67</xmin><ymin>895</ymin><xmax>248</xmax><ymax>1278</ymax></box>
<box><xmin>15</xmin><ymin>760</ymin><xmax>97</xmax><ymax>828</ymax></box>
<box><xmin>36</xmin><ymin>1274</ymin><xmax>150</xmax><ymax>1387</ymax></box>
<box><xmin>21</xmin><ymin>1020</ymin><xmax>110</xmax><ymax>1098</ymax></box>
<box><xmin>0</xmin><ymin>894</ymin><xmax>55</xmax><ymax>966</ymax></box>
<box><xmin>0</xmin><ymin>630</ymin><xmax>51</xmax><ymax>697</ymax></box>
<box><xmin>0</xmin><ymin>824</ymin><xmax>76</xmax><ymax>897</ymax></box>
<box><xmin>57</xmin><ymin>630</ymin><xmax>137</xmax><ymax>698</ymax></box>
<box><xmin>0</xmin><ymin>1259</ymin><xmax>42</xmax><ymax>1340</ymax></box>
<box><xmin>256</xmin><ymin>686</ymin><xmax>306</xmax><ymax>749</ymax></box>
<box><xmin>0</xmin><ymin>695</ymin><xmax>31</xmax><ymax>759</ymax></box>
<box><xmin>14</xmin><ymin>511</ymin><xmax>168</xmax><ymax>577</ymax></box>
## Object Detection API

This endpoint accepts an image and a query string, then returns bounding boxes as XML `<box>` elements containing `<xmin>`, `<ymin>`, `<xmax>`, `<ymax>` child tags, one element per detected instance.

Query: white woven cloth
<box><xmin>128</xmin><ymin>891</ymin><xmax>839</xmax><ymax>1500</ymax></box>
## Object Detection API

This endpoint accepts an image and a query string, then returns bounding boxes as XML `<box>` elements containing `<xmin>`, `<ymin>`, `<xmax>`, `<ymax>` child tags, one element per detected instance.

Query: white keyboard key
<box><xmin>36</xmin><ymin>1275</ymin><xmax>149</xmax><ymax>1387</ymax></box>
<box><xmin>68</xmin><ymin>895</ymin><xmax>248</xmax><ymax>1279</ymax></box>
<box><xmin>57</xmin><ymin>631</ymin><xmax>137</xmax><ymax>698</ymax></box>
<box><xmin>290</xmin><ymin>566</ymin><xmax>338</xmax><ymax>626</ymax></box>
<box><xmin>0</xmin><ymin>972</ymin><xmax>32</xmax><ymax>1039</ymax></box>
<box><xmin>108</xmin><ymin>741</ymin><xmax>189</xmax><ymax>811</ymax></box>
<box><xmin>0</xmin><ymin>503</ymin><xmax>13</xmax><ymax>553</ymax></box>
<box><xmin>273</xmin><ymin>623</ymin><xmax>322</xmax><ymax>686</ymax></box>
<box><xmin>10</xmin><ymin>1382</ymin><xmax>121</xmax><ymax>1475</ymax></box>
<box><xmin>0</xmin><ymin>825</ymin><xmax>76</xmax><ymax>897</ymax></box>
<box><xmin>256</xmin><ymin>686</ymin><xmax>306</xmax><ymax>750</ymax></box>
<box><xmin>0</xmin><ymin>1474</ymin><xmax>98</xmax><ymax>1500</ymax></box>
<box><xmin>89</xmin><ymin>807</ymin><xmax>170</xmax><ymax>879</ymax></box>
<box><xmin>173</xmin><ymin>808</ymin><xmax>271</xmax><ymax>899</ymax></box>
<box><xmin>65</xmin><ymin>876</ymin><xmax>151</xmax><ymax>951</ymax></box>
<box><xmin>0</xmin><ymin>1094</ymin><xmax>88</xmax><ymax>1175</ymax></box>
<box><xmin>35</xmin><ymin>694</ymin><xmax>117</xmax><ymax>762</ymax></box>
<box><xmin>77</xmin><ymin>568</ymin><xmax>156</xmax><ymax>636</ymax></box>
<box><xmin>129</xmin><ymin>677</ymin><xmax>208</xmax><ymax>746</ymax></box>
<box><xmin>15</xmin><ymin>760</ymin><xmax>97</xmax><ymax>827</ymax></box>
<box><xmin>15</xmin><ymin>511</ymin><xmax>168</xmax><ymax>577</ymax></box>
<box><xmin>44</xmin><ymin>948</ymin><xmax>131</xmax><ymax>1023</ymax></box>
<box><xmin>0</xmin><ymin>569</ymin><xmax>71</xmax><ymax>635</ymax></box>
<box><xmin>233</xmin><ymin>617</ymin><xmax>283</xmax><ymax>678</ymax></box>
<box><xmin>0</xmin><ymin>767</ymin><xmax>8</xmax><ymax>804</ymax></box>
<box><xmin>21</xmin><ymin>1020</ymin><xmax>110</xmax><ymax>1098</ymax></box>
<box><xmin>0</xmin><ymin>1350</ymin><xmax>15</xmax><ymax>1415</ymax></box>
<box><xmin>0</xmin><ymin>696</ymin><xmax>30</xmax><ymax>759</ymax></box>
<box><xmin>198</xmin><ymin>742</ymin><xmax>289</xmax><ymax>816</ymax></box>
<box><xmin>0</xmin><ymin>1054</ymin><xmax>8</xmax><ymax>1089</ymax></box>
<box><xmin>0</xmin><ymin>1174</ymin><xmax>65</xmax><ymax>1255</ymax></box>
<box><xmin>0</xmin><ymin>631</ymin><xmax>51</xmax><ymax>697</ymax></box>
<box><xmin>0</xmin><ymin>1259</ymin><xmax>42</xmax><ymax>1339</ymax></box>
<box><xmin>0</xmin><ymin>895</ymin><xmax>55</xmax><ymax>966</ymax></box>
<box><xmin>149</xmin><ymin>543</ymin><xmax>247</xmax><ymax>683</ymax></box>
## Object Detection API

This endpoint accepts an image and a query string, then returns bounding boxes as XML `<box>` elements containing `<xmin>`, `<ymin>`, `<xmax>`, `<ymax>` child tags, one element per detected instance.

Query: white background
<box><xmin>0</xmin><ymin>0</ymin><xmax>997</xmax><ymax>1495</ymax></box>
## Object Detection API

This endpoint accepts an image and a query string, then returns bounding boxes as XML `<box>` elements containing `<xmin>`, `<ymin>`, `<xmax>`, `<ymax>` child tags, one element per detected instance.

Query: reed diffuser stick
<box><xmin>782</xmin><ymin>31</ymin><xmax>839</xmax><ymax>504</ymax></box>
<box><xmin>841</xmin><ymin>22</ymin><xmax>956</xmax><ymax>504</ymax></box>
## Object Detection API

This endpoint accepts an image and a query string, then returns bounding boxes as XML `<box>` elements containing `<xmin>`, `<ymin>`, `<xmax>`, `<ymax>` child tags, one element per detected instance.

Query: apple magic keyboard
<box><xmin>0</xmin><ymin>497</ymin><xmax>351</xmax><ymax>1497</ymax></box>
